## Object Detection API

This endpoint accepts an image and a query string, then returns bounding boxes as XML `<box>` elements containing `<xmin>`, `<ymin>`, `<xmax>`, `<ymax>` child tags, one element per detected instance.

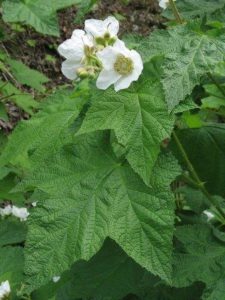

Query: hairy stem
<box><xmin>172</xmin><ymin>130</ymin><xmax>225</xmax><ymax>219</ymax></box>
<box><xmin>169</xmin><ymin>0</ymin><xmax>183</xmax><ymax>24</ymax></box>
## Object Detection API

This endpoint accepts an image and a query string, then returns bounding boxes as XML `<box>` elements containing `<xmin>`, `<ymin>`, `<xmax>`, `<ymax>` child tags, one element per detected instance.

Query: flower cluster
<box><xmin>0</xmin><ymin>281</ymin><xmax>10</xmax><ymax>300</ymax></box>
<box><xmin>0</xmin><ymin>204</ymin><xmax>29</xmax><ymax>221</ymax></box>
<box><xmin>58</xmin><ymin>16</ymin><xmax>143</xmax><ymax>91</ymax></box>
<box><xmin>159</xmin><ymin>0</ymin><xmax>176</xmax><ymax>9</ymax></box>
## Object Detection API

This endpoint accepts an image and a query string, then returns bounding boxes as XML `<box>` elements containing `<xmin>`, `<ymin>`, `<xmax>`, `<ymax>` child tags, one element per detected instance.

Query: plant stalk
<box><xmin>172</xmin><ymin>130</ymin><xmax>225</xmax><ymax>219</ymax></box>
<box><xmin>169</xmin><ymin>0</ymin><xmax>183</xmax><ymax>24</ymax></box>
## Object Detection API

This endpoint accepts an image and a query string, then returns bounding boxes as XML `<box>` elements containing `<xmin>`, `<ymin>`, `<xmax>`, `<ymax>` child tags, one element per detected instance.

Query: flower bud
<box><xmin>77</xmin><ymin>67</ymin><xmax>89</xmax><ymax>78</ymax></box>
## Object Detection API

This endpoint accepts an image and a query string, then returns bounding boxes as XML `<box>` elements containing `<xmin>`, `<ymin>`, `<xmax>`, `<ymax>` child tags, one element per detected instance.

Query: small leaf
<box><xmin>7</xmin><ymin>59</ymin><xmax>49</xmax><ymax>92</ymax></box>
<box><xmin>0</xmin><ymin>80</ymin><xmax>39</xmax><ymax>114</ymax></box>
<box><xmin>2</xmin><ymin>0</ymin><xmax>82</xmax><ymax>36</ymax></box>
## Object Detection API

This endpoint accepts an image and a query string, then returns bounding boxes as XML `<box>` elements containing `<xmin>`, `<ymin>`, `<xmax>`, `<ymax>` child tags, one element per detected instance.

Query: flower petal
<box><xmin>58</xmin><ymin>29</ymin><xmax>93</xmax><ymax>60</ymax></box>
<box><xmin>97</xmin><ymin>46</ymin><xmax>118</xmax><ymax>70</ymax></box>
<box><xmin>96</xmin><ymin>69</ymin><xmax>121</xmax><ymax>90</ymax></box>
<box><xmin>130</xmin><ymin>50</ymin><xmax>144</xmax><ymax>76</ymax></box>
<box><xmin>159</xmin><ymin>0</ymin><xmax>169</xmax><ymax>9</ymax></box>
<box><xmin>85</xmin><ymin>18</ymin><xmax>105</xmax><ymax>37</ymax></box>
<box><xmin>71</xmin><ymin>29</ymin><xmax>86</xmax><ymax>39</ymax></box>
<box><xmin>114</xmin><ymin>74</ymin><xmax>135</xmax><ymax>91</ymax></box>
<box><xmin>61</xmin><ymin>60</ymin><xmax>82</xmax><ymax>80</ymax></box>
<box><xmin>114</xmin><ymin>49</ymin><xmax>143</xmax><ymax>91</ymax></box>
<box><xmin>58</xmin><ymin>38</ymin><xmax>83</xmax><ymax>60</ymax></box>
<box><xmin>72</xmin><ymin>29</ymin><xmax>94</xmax><ymax>47</ymax></box>
<box><xmin>103</xmin><ymin>16</ymin><xmax>119</xmax><ymax>36</ymax></box>
<box><xmin>85</xmin><ymin>16</ymin><xmax>119</xmax><ymax>38</ymax></box>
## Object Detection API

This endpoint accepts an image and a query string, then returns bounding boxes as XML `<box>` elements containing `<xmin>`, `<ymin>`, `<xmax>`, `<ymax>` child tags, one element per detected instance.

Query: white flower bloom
<box><xmin>52</xmin><ymin>276</ymin><xmax>60</xmax><ymax>283</ymax></box>
<box><xmin>58</xmin><ymin>29</ymin><xmax>94</xmax><ymax>80</ymax></box>
<box><xmin>85</xmin><ymin>16</ymin><xmax>119</xmax><ymax>41</ymax></box>
<box><xmin>159</xmin><ymin>0</ymin><xmax>176</xmax><ymax>9</ymax></box>
<box><xmin>0</xmin><ymin>281</ymin><xmax>10</xmax><ymax>299</ymax></box>
<box><xmin>0</xmin><ymin>205</ymin><xmax>12</xmax><ymax>217</ymax></box>
<box><xmin>12</xmin><ymin>206</ymin><xmax>29</xmax><ymax>222</ymax></box>
<box><xmin>203</xmin><ymin>210</ymin><xmax>215</xmax><ymax>221</ymax></box>
<box><xmin>96</xmin><ymin>39</ymin><xmax>143</xmax><ymax>92</ymax></box>
<box><xmin>32</xmin><ymin>202</ymin><xmax>37</xmax><ymax>207</ymax></box>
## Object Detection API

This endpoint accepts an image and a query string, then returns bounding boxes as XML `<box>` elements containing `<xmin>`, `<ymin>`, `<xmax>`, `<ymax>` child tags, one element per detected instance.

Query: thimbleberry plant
<box><xmin>1</xmin><ymin>0</ymin><xmax>225</xmax><ymax>299</ymax></box>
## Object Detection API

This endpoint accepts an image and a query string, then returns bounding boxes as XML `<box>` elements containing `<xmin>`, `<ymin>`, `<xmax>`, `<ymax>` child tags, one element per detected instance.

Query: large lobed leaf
<box><xmin>18</xmin><ymin>132</ymin><xmax>180</xmax><ymax>292</ymax></box>
<box><xmin>127</xmin><ymin>23</ymin><xmax>225</xmax><ymax>111</ymax></box>
<box><xmin>78</xmin><ymin>65</ymin><xmax>175</xmax><ymax>184</ymax></box>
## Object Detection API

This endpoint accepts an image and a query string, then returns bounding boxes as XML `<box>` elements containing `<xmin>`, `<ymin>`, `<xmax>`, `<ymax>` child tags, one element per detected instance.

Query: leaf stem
<box><xmin>172</xmin><ymin>130</ymin><xmax>225</xmax><ymax>219</ymax></box>
<box><xmin>169</xmin><ymin>0</ymin><xmax>183</xmax><ymax>24</ymax></box>
<box><xmin>207</xmin><ymin>72</ymin><xmax>225</xmax><ymax>98</ymax></box>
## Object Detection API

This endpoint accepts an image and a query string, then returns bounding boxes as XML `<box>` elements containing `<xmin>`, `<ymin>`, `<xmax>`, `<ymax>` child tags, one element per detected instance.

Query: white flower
<box><xmin>0</xmin><ymin>205</ymin><xmax>12</xmax><ymax>217</ymax></box>
<box><xmin>96</xmin><ymin>39</ymin><xmax>143</xmax><ymax>92</ymax></box>
<box><xmin>32</xmin><ymin>202</ymin><xmax>37</xmax><ymax>207</ymax></box>
<box><xmin>203</xmin><ymin>210</ymin><xmax>215</xmax><ymax>221</ymax></box>
<box><xmin>52</xmin><ymin>276</ymin><xmax>60</xmax><ymax>283</ymax></box>
<box><xmin>0</xmin><ymin>281</ymin><xmax>10</xmax><ymax>299</ymax></box>
<box><xmin>85</xmin><ymin>16</ymin><xmax>119</xmax><ymax>41</ymax></box>
<box><xmin>159</xmin><ymin>0</ymin><xmax>175</xmax><ymax>9</ymax></box>
<box><xmin>12</xmin><ymin>206</ymin><xmax>29</xmax><ymax>222</ymax></box>
<box><xmin>58</xmin><ymin>29</ymin><xmax>94</xmax><ymax>80</ymax></box>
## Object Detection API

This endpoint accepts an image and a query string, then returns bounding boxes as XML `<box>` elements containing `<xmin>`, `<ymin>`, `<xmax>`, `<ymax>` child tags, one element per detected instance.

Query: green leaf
<box><xmin>7</xmin><ymin>59</ymin><xmax>49</xmax><ymax>92</ymax></box>
<box><xmin>140</xmin><ymin>283</ymin><xmax>204</xmax><ymax>300</ymax></box>
<box><xmin>78</xmin><ymin>66</ymin><xmax>175</xmax><ymax>184</ymax></box>
<box><xmin>171</xmin><ymin>125</ymin><xmax>225</xmax><ymax>198</ymax></box>
<box><xmin>131</xmin><ymin>23</ymin><xmax>225</xmax><ymax>110</ymax></box>
<box><xmin>57</xmin><ymin>239</ymin><xmax>156</xmax><ymax>300</ymax></box>
<box><xmin>2</xmin><ymin>0</ymin><xmax>81</xmax><ymax>36</ymax></box>
<box><xmin>178</xmin><ymin>186</ymin><xmax>207</xmax><ymax>214</ymax></box>
<box><xmin>0</xmin><ymin>166</ymin><xmax>11</xmax><ymax>180</ymax></box>
<box><xmin>162</xmin><ymin>27</ymin><xmax>225</xmax><ymax>110</ymax></box>
<box><xmin>202</xmin><ymin>279</ymin><xmax>225</xmax><ymax>300</ymax></box>
<box><xmin>0</xmin><ymin>89</ymin><xmax>87</xmax><ymax>169</ymax></box>
<box><xmin>0</xmin><ymin>80</ymin><xmax>39</xmax><ymax>114</ymax></box>
<box><xmin>173</xmin><ymin>225</ymin><xmax>225</xmax><ymax>288</ymax></box>
<box><xmin>163</xmin><ymin>0</ymin><xmax>225</xmax><ymax>20</ymax></box>
<box><xmin>74</xmin><ymin>0</ymin><xmax>99</xmax><ymax>23</ymax></box>
<box><xmin>0</xmin><ymin>219</ymin><xmax>26</xmax><ymax>247</ymax></box>
<box><xmin>173</xmin><ymin>96</ymin><xmax>199</xmax><ymax>114</ymax></box>
<box><xmin>0</xmin><ymin>173</ymin><xmax>25</xmax><ymax>204</ymax></box>
<box><xmin>20</xmin><ymin>132</ymin><xmax>179</xmax><ymax>292</ymax></box>
<box><xmin>123</xmin><ymin>28</ymin><xmax>185</xmax><ymax>63</ymax></box>
<box><xmin>202</xmin><ymin>83</ymin><xmax>225</xmax><ymax>109</ymax></box>
<box><xmin>0</xmin><ymin>247</ymin><xmax>24</xmax><ymax>297</ymax></box>
<box><xmin>0</xmin><ymin>102</ymin><xmax>8</xmax><ymax>121</ymax></box>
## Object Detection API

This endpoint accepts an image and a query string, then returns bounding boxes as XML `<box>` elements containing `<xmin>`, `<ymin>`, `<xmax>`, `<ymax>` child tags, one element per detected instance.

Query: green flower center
<box><xmin>114</xmin><ymin>54</ymin><xmax>134</xmax><ymax>76</ymax></box>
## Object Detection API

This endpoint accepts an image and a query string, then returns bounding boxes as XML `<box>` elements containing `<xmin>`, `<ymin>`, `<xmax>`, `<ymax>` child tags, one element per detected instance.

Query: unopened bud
<box><xmin>104</xmin><ymin>32</ymin><xmax>111</xmax><ymax>39</ymax></box>
<box><xmin>77</xmin><ymin>67</ymin><xmax>89</xmax><ymax>78</ymax></box>
<box><xmin>95</xmin><ymin>37</ymin><xmax>106</xmax><ymax>46</ymax></box>
<box><xmin>109</xmin><ymin>37</ymin><xmax>116</xmax><ymax>45</ymax></box>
